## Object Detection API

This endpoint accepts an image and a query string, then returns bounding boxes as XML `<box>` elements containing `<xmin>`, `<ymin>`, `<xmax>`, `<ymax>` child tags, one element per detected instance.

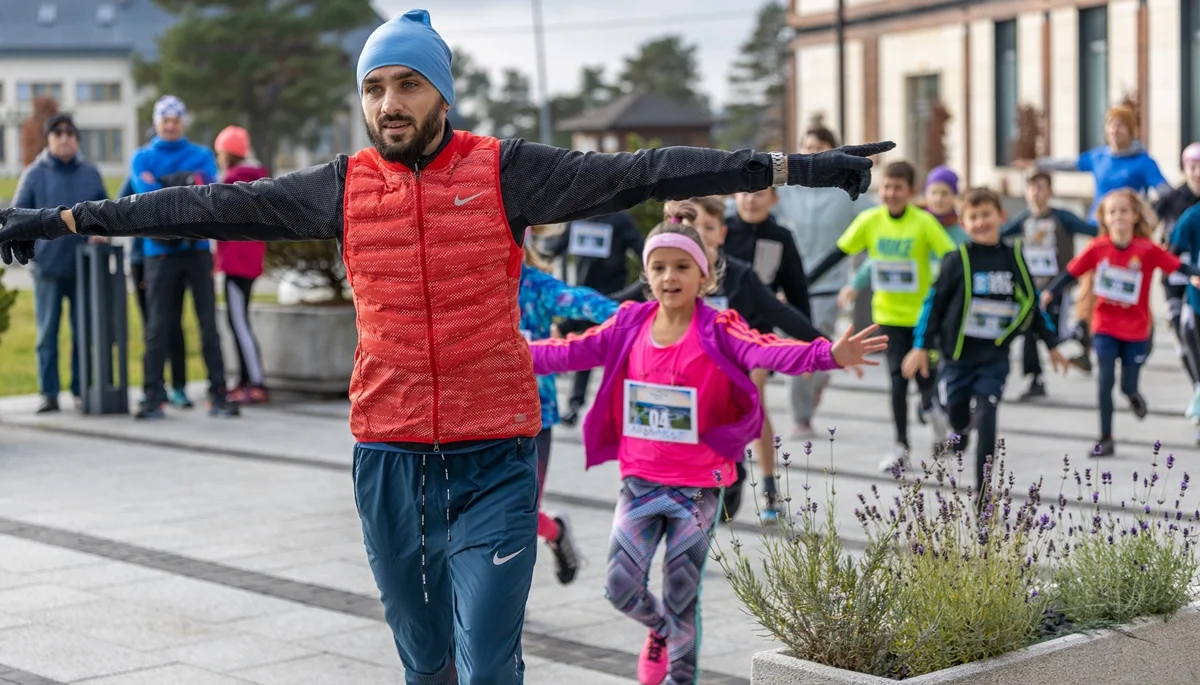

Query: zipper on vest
<box><xmin>414</xmin><ymin>163</ymin><xmax>441</xmax><ymax>444</ymax></box>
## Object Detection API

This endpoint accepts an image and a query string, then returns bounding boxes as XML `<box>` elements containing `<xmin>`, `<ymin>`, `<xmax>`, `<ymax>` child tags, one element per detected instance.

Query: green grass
<box><xmin>0</xmin><ymin>177</ymin><xmax>126</xmax><ymax>204</ymax></box>
<box><xmin>0</xmin><ymin>288</ymin><xmax>276</xmax><ymax>397</ymax></box>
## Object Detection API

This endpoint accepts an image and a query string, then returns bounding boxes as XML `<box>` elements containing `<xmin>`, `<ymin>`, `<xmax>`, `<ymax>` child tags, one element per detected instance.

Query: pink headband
<box><xmin>642</xmin><ymin>233</ymin><xmax>709</xmax><ymax>276</ymax></box>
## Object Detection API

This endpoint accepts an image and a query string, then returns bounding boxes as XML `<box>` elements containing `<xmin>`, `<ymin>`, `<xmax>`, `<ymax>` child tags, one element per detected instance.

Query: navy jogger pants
<box><xmin>353</xmin><ymin>437</ymin><xmax>539</xmax><ymax>684</ymax></box>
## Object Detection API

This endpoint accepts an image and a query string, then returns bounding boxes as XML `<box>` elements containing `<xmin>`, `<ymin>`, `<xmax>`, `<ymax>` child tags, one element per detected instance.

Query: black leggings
<box><xmin>881</xmin><ymin>325</ymin><xmax>936</xmax><ymax>448</ymax></box>
<box><xmin>224</xmin><ymin>275</ymin><xmax>265</xmax><ymax>388</ymax></box>
<box><xmin>131</xmin><ymin>262</ymin><xmax>187</xmax><ymax>391</ymax></box>
<box><xmin>1094</xmin><ymin>333</ymin><xmax>1150</xmax><ymax>439</ymax></box>
<box><xmin>947</xmin><ymin>396</ymin><xmax>999</xmax><ymax>492</ymax></box>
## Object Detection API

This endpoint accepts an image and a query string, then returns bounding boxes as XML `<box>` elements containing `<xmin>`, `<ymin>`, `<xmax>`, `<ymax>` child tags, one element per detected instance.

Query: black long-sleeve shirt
<box><xmin>722</xmin><ymin>215</ymin><xmax>811</xmax><ymax>318</ymax></box>
<box><xmin>543</xmin><ymin>211</ymin><xmax>644</xmax><ymax>296</ymax></box>
<box><xmin>70</xmin><ymin>124</ymin><xmax>779</xmax><ymax>248</ymax></box>
<box><xmin>612</xmin><ymin>254</ymin><xmax>824</xmax><ymax>341</ymax></box>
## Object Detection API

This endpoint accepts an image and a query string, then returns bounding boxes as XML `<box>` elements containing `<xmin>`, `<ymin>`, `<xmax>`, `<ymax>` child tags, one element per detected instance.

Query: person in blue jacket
<box><xmin>520</xmin><ymin>224</ymin><xmax>618</xmax><ymax>586</ymax></box>
<box><xmin>129</xmin><ymin>95</ymin><xmax>236</xmax><ymax>419</ymax></box>
<box><xmin>12</xmin><ymin>113</ymin><xmax>109</xmax><ymax>413</ymax></box>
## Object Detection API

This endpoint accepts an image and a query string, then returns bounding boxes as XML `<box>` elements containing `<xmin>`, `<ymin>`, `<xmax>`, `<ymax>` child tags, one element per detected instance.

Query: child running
<box><xmin>520</xmin><ymin>225</ymin><xmax>619</xmax><ymax>585</ymax></box>
<box><xmin>807</xmin><ymin>160</ymin><xmax>957</xmax><ymax>470</ymax></box>
<box><xmin>529</xmin><ymin>217</ymin><xmax>886</xmax><ymax>685</ymax></box>
<box><xmin>1045</xmin><ymin>188</ymin><xmax>1200</xmax><ymax>456</ymax></box>
<box><xmin>902</xmin><ymin>188</ymin><xmax>1068</xmax><ymax>491</ymax></box>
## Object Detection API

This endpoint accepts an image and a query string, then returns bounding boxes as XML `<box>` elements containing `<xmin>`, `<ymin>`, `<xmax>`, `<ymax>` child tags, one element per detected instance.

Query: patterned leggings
<box><xmin>605</xmin><ymin>481</ymin><xmax>722</xmax><ymax>685</ymax></box>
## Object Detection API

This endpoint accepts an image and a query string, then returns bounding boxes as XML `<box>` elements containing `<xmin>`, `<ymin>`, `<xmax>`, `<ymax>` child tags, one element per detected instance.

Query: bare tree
<box><xmin>20</xmin><ymin>96</ymin><xmax>59</xmax><ymax>166</ymax></box>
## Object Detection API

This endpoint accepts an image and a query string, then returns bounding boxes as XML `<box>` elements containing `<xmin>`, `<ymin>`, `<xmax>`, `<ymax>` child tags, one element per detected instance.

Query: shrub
<box><xmin>718</xmin><ymin>434</ymin><xmax>1199</xmax><ymax>679</ymax></box>
<box><xmin>264</xmin><ymin>240</ymin><xmax>348</xmax><ymax>304</ymax></box>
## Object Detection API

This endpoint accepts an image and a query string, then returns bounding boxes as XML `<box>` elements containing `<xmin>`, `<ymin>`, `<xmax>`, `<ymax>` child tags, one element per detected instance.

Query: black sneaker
<box><xmin>1069</xmin><ymin>355</ymin><xmax>1092</xmax><ymax>375</ymax></box>
<box><xmin>1127</xmin><ymin>393</ymin><xmax>1148</xmax><ymax>420</ymax></box>
<box><xmin>35</xmin><ymin>396</ymin><xmax>59</xmax><ymax>414</ymax></box>
<box><xmin>547</xmin><ymin>514</ymin><xmax>580</xmax><ymax>585</ymax></box>
<box><xmin>1091</xmin><ymin>438</ymin><xmax>1115</xmax><ymax>457</ymax></box>
<box><xmin>559</xmin><ymin>401</ymin><xmax>582</xmax><ymax>428</ymax></box>
<box><xmin>208</xmin><ymin>396</ymin><xmax>241</xmax><ymax>418</ymax></box>
<box><xmin>134</xmin><ymin>399</ymin><xmax>165</xmax><ymax>420</ymax></box>
<box><xmin>1019</xmin><ymin>381</ymin><xmax>1046</xmax><ymax>401</ymax></box>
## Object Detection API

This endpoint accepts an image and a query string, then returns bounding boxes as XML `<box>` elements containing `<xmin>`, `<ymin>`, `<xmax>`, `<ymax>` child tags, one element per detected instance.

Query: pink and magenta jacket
<box><xmin>529</xmin><ymin>299</ymin><xmax>840</xmax><ymax>470</ymax></box>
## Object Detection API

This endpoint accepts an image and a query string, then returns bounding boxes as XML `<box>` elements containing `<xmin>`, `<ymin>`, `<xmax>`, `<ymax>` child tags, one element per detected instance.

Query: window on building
<box><xmin>994</xmin><ymin>20</ymin><xmax>1019</xmax><ymax>166</ymax></box>
<box><xmin>76</xmin><ymin>82</ymin><xmax>121</xmax><ymax>103</ymax></box>
<box><xmin>1079</xmin><ymin>6</ymin><xmax>1109</xmax><ymax>151</ymax></box>
<box><xmin>1183</xmin><ymin>0</ymin><xmax>1200</xmax><ymax>145</ymax></box>
<box><xmin>96</xmin><ymin>3</ymin><xmax>115</xmax><ymax>25</ymax></box>
<box><xmin>17</xmin><ymin>82</ymin><xmax>63</xmax><ymax>103</ymax></box>
<box><xmin>37</xmin><ymin>3</ymin><xmax>57</xmax><ymax>25</ymax></box>
<box><xmin>77</xmin><ymin>128</ymin><xmax>123</xmax><ymax>163</ymax></box>
<box><xmin>906</xmin><ymin>73</ymin><xmax>941</xmax><ymax>178</ymax></box>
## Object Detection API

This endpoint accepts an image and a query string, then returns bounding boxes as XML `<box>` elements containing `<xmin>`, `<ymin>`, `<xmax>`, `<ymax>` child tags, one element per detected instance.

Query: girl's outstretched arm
<box><xmin>714</xmin><ymin>309</ymin><xmax>842</xmax><ymax>376</ymax></box>
<box><xmin>528</xmin><ymin>301</ymin><xmax>629</xmax><ymax>375</ymax></box>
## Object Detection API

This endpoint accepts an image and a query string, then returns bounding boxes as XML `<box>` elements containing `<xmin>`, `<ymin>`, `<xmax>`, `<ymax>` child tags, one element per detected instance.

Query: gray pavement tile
<box><xmin>36</xmin><ymin>600</ymin><xmax>226</xmax><ymax>651</ymax></box>
<box><xmin>297</xmin><ymin>626</ymin><xmax>399</xmax><ymax>668</ymax></box>
<box><xmin>29</xmin><ymin>561</ymin><xmax>169</xmax><ymax>590</ymax></box>
<box><xmin>97</xmin><ymin>577</ymin><xmax>298</xmax><ymax>624</ymax></box>
<box><xmin>153</xmin><ymin>635</ymin><xmax>316</xmax><ymax>673</ymax></box>
<box><xmin>271</xmin><ymin>562</ymin><xmax>379</xmax><ymax>597</ymax></box>
<box><xmin>0</xmin><ymin>538</ymin><xmax>103</xmax><ymax>574</ymax></box>
<box><xmin>231</xmin><ymin>654</ymin><xmax>401</xmax><ymax>685</ymax></box>
<box><xmin>0</xmin><ymin>585</ymin><xmax>100</xmax><ymax>614</ymax></box>
<box><xmin>521</xmin><ymin>655</ymin><xmax>635</xmax><ymax>685</ymax></box>
<box><xmin>0</xmin><ymin>611</ymin><xmax>30</xmax><ymax>631</ymax></box>
<box><xmin>224</xmin><ymin>608</ymin><xmax>378</xmax><ymax>643</ymax></box>
<box><xmin>73</xmin><ymin>664</ymin><xmax>253</xmax><ymax>685</ymax></box>
<box><xmin>0</xmin><ymin>625</ymin><xmax>168</xmax><ymax>682</ymax></box>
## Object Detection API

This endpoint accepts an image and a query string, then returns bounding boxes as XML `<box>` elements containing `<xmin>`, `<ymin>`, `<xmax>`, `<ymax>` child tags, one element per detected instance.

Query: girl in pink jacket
<box><xmin>213</xmin><ymin>126</ymin><xmax>270</xmax><ymax>404</ymax></box>
<box><xmin>528</xmin><ymin>203</ymin><xmax>886</xmax><ymax>685</ymax></box>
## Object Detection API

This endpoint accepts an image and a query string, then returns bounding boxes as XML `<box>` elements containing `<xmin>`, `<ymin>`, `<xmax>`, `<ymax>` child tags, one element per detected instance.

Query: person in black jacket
<box><xmin>613</xmin><ymin>196</ymin><xmax>825</xmax><ymax>521</ymax></box>
<box><xmin>544</xmin><ymin>211</ymin><xmax>645</xmax><ymax>426</ymax></box>
<box><xmin>903</xmin><ymin>188</ymin><xmax>1068</xmax><ymax>492</ymax></box>
<box><xmin>1153</xmin><ymin>143</ymin><xmax>1200</xmax><ymax>412</ymax></box>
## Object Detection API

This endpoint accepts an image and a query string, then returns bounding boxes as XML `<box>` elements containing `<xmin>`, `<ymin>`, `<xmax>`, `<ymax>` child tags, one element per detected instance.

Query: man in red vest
<box><xmin>0</xmin><ymin>9</ymin><xmax>892</xmax><ymax>683</ymax></box>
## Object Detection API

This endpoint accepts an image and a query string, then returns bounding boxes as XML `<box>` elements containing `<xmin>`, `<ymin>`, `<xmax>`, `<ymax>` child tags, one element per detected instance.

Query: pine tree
<box><xmin>721</xmin><ymin>2</ymin><xmax>789</xmax><ymax>150</ymax></box>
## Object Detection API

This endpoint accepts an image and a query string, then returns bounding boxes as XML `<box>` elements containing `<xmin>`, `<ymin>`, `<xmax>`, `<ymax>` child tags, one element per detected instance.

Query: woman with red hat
<box><xmin>213</xmin><ymin>126</ymin><xmax>270</xmax><ymax>404</ymax></box>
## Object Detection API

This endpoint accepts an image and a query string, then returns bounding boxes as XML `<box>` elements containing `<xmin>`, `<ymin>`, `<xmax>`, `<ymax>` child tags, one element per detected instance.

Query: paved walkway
<box><xmin>0</xmin><ymin>324</ymin><xmax>1196</xmax><ymax>684</ymax></box>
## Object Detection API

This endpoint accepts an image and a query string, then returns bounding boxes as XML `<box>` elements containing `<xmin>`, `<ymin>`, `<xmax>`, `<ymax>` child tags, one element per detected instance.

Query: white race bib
<box><xmin>1095</xmin><ymin>264</ymin><xmax>1143</xmax><ymax>305</ymax></box>
<box><xmin>752</xmin><ymin>240</ymin><xmax>784</xmax><ymax>284</ymax></box>
<box><xmin>1169</xmin><ymin>254</ymin><xmax>1192</xmax><ymax>286</ymax></box>
<box><xmin>568</xmin><ymin>221</ymin><xmax>613</xmax><ymax>258</ymax></box>
<box><xmin>1024</xmin><ymin>246</ymin><xmax>1059</xmax><ymax>277</ymax></box>
<box><xmin>704</xmin><ymin>296</ymin><xmax>729</xmax><ymax>311</ymax></box>
<box><xmin>871</xmin><ymin>260</ymin><xmax>919</xmax><ymax>293</ymax></box>
<box><xmin>963</xmin><ymin>299</ymin><xmax>1022</xmax><ymax>339</ymax></box>
<box><xmin>623</xmin><ymin>379</ymin><xmax>698</xmax><ymax>444</ymax></box>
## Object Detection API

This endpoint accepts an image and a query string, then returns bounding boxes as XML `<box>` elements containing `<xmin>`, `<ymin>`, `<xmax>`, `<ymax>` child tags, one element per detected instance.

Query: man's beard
<box><xmin>365</xmin><ymin>106</ymin><xmax>444</xmax><ymax>169</ymax></box>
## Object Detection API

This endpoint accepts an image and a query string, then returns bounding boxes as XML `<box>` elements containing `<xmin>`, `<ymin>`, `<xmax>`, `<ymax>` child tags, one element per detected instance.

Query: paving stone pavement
<box><xmin>0</xmin><ymin>320</ymin><xmax>1197</xmax><ymax>683</ymax></box>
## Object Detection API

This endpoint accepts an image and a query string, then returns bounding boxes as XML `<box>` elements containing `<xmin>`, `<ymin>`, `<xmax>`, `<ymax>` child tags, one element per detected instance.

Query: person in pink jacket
<box><xmin>528</xmin><ymin>215</ymin><xmax>886</xmax><ymax>685</ymax></box>
<box><xmin>212</xmin><ymin>126</ymin><xmax>270</xmax><ymax>404</ymax></box>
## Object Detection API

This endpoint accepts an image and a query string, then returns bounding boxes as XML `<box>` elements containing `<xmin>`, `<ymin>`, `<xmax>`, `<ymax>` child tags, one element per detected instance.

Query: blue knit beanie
<box><xmin>356</xmin><ymin>9</ymin><xmax>455</xmax><ymax>106</ymax></box>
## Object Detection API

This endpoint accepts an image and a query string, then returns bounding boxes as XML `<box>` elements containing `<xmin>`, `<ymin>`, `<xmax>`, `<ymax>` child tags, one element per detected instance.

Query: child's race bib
<box><xmin>1023</xmin><ymin>246</ymin><xmax>1058</xmax><ymax>277</ymax></box>
<box><xmin>1169</xmin><ymin>254</ymin><xmax>1192</xmax><ymax>286</ymax></box>
<box><xmin>963</xmin><ymin>299</ymin><xmax>1022</xmax><ymax>339</ymax></box>
<box><xmin>1094</xmin><ymin>264</ymin><xmax>1143</xmax><ymax>305</ymax></box>
<box><xmin>871</xmin><ymin>260</ymin><xmax>919</xmax><ymax>293</ymax></box>
<box><xmin>623</xmin><ymin>379</ymin><xmax>698</xmax><ymax>444</ymax></box>
<box><xmin>704</xmin><ymin>296</ymin><xmax>729</xmax><ymax>311</ymax></box>
<box><xmin>568</xmin><ymin>221</ymin><xmax>613</xmax><ymax>258</ymax></box>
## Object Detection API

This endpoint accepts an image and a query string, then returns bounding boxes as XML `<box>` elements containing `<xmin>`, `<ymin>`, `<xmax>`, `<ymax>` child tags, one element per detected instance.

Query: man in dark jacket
<box><xmin>12</xmin><ymin>113</ymin><xmax>108</xmax><ymax>413</ymax></box>
<box><xmin>544</xmin><ymin>211</ymin><xmax>644</xmax><ymax>425</ymax></box>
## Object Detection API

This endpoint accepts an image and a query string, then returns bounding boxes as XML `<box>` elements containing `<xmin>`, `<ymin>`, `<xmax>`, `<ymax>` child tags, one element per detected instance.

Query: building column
<box><xmin>1137</xmin><ymin>0</ymin><xmax>1149</xmax><ymax>147</ymax></box>
<box><xmin>862</xmin><ymin>36</ymin><xmax>879</xmax><ymax>144</ymax></box>
<box><xmin>963</xmin><ymin>21</ymin><xmax>973</xmax><ymax>187</ymax></box>
<box><xmin>1042</xmin><ymin>11</ymin><xmax>1052</xmax><ymax>155</ymax></box>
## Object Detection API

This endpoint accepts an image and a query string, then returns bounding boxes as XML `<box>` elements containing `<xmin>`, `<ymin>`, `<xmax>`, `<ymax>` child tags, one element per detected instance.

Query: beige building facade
<box><xmin>789</xmin><ymin>0</ymin><xmax>1200</xmax><ymax>200</ymax></box>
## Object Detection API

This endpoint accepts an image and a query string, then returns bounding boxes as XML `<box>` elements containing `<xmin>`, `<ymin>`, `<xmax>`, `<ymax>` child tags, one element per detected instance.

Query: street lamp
<box><xmin>531</xmin><ymin>0</ymin><xmax>552</xmax><ymax>145</ymax></box>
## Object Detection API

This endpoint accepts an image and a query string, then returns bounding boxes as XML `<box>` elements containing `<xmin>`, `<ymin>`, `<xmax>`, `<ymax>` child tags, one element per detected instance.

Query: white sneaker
<box><xmin>929</xmin><ymin>402</ymin><xmax>952</xmax><ymax>446</ymax></box>
<box><xmin>878</xmin><ymin>443</ymin><xmax>909</xmax><ymax>472</ymax></box>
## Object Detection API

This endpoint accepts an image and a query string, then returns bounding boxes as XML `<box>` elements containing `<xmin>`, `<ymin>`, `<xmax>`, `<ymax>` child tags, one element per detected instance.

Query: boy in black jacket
<box><xmin>903</xmin><ymin>188</ymin><xmax>1068</xmax><ymax>492</ymax></box>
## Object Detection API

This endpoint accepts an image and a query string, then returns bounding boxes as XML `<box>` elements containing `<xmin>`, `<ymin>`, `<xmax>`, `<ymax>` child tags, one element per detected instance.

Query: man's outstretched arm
<box><xmin>498</xmin><ymin>139</ymin><xmax>893</xmax><ymax>232</ymax></box>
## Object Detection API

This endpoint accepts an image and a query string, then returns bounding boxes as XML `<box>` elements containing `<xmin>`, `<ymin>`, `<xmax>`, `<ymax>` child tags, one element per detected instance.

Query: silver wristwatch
<box><xmin>770</xmin><ymin>152</ymin><xmax>787</xmax><ymax>186</ymax></box>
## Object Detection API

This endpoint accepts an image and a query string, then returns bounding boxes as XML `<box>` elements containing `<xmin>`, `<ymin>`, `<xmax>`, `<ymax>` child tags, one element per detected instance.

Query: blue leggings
<box><xmin>1094</xmin><ymin>333</ymin><xmax>1150</xmax><ymax>439</ymax></box>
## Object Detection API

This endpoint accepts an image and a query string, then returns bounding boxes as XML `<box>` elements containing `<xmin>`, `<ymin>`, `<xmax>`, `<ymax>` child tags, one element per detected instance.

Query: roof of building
<box><xmin>556</xmin><ymin>90</ymin><xmax>714</xmax><ymax>133</ymax></box>
<box><xmin>0</xmin><ymin>0</ymin><xmax>383</xmax><ymax>61</ymax></box>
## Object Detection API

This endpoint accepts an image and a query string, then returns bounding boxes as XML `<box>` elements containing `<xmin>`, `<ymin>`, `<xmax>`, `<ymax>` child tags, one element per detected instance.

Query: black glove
<box><xmin>158</xmin><ymin>171</ymin><xmax>200</xmax><ymax>187</ymax></box>
<box><xmin>788</xmin><ymin>141</ymin><xmax>896</xmax><ymax>201</ymax></box>
<box><xmin>0</xmin><ymin>207</ymin><xmax>74</xmax><ymax>266</ymax></box>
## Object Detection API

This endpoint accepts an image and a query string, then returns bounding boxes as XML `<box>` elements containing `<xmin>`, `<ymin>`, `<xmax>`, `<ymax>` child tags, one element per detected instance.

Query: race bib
<box><xmin>1095</xmin><ymin>264</ymin><xmax>1143</xmax><ymax>305</ymax></box>
<box><xmin>752</xmin><ymin>240</ymin><xmax>783</xmax><ymax>284</ymax></box>
<box><xmin>871</xmin><ymin>260</ymin><xmax>919</xmax><ymax>293</ymax></box>
<box><xmin>704</xmin><ymin>296</ymin><xmax>729</xmax><ymax>311</ymax></box>
<box><xmin>623</xmin><ymin>379</ymin><xmax>698</xmax><ymax>444</ymax></box>
<box><xmin>963</xmin><ymin>299</ymin><xmax>1022</xmax><ymax>339</ymax></box>
<box><xmin>1169</xmin><ymin>254</ymin><xmax>1192</xmax><ymax>286</ymax></box>
<box><xmin>568</xmin><ymin>221</ymin><xmax>613</xmax><ymax>258</ymax></box>
<box><xmin>1024</xmin><ymin>246</ymin><xmax>1058</xmax><ymax>277</ymax></box>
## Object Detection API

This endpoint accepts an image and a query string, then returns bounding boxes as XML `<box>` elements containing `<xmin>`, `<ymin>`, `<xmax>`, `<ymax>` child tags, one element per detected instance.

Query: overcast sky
<box><xmin>371</xmin><ymin>0</ymin><xmax>760</xmax><ymax>109</ymax></box>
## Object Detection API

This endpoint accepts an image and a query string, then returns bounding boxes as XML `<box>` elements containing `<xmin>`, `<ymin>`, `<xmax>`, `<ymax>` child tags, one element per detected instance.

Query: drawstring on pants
<box><xmin>418</xmin><ymin>454</ymin><xmax>452</xmax><ymax>605</ymax></box>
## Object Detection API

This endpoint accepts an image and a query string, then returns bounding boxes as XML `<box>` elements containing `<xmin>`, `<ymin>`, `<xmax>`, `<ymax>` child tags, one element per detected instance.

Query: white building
<box><xmin>0</xmin><ymin>0</ymin><xmax>380</xmax><ymax>179</ymax></box>
<box><xmin>789</xmin><ymin>0</ymin><xmax>1200</xmax><ymax>201</ymax></box>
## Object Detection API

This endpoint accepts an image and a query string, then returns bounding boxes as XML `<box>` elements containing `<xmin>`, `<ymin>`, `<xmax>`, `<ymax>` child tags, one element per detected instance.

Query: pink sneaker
<box><xmin>638</xmin><ymin>630</ymin><xmax>668</xmax><ymax>684</ymax></box>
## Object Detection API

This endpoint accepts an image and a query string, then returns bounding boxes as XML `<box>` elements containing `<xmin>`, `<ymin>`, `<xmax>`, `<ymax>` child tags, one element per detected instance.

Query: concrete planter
<box><xmin>217</xmin><ymin>303</ymin><xmax>356</xmax><ymax>395</ymax></box>
<box><xmin>752</xmin><ymin>603</ymin><xmax>1200</xmax><ymax>685</ymax></box>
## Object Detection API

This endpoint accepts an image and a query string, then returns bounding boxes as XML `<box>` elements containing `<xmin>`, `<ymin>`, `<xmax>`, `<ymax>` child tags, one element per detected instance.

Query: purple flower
<box><xmin>1133</xmin><ymin>471</ymin><xmax>1139</xmax><ymax>483</ymax></box>
<box><xmin>712</xmin><ymin>469</ymin><xmax>723</xmax><ymax>484</ymax></box>
<box><xmin>1154</xmin><ymin>440</ymin><xmax>1163</xmax><ymax>454</ymax></box>
<box><xmin>781</xmin><ymin>452</ymin><xmax>792</xmax><ymax>467</ymax></box>
<box><xmin>1168</xmin><ymin>455</ymin><xmax>1176</xmax><ymax>470</ymax></box>
<box><xmin>803</xmin><ymin>441</ymin><xmax>813</xmax><ymax>456</ymax></box>
<box><xmin>1093</xmin><ymin>515</ymin><xmax>1103</xmax><ymax>528</ymax></box>
<box><xmin>1108</xmin><ymin>535</ymin><xmax>1114</xmax><ymax>544</ymax></box>
<box><xmin>1178</xmin><ymin>511</ymin><xmax>1184</xmax><ymax>521</ymax></box>
<box><xmin>1145</xmin><ymin>504</ymin><xmax>1152</xmax><ymax>514</ymax></box>
<box><xmin>773</xmin><ymin>434</ymin><xmax>783</xmax><ymax>449</ymax></box>
<box><xmin>1030</xmin><ymin>589</ymin><xmax>1040</xmax><ymax>598</ymax></box>
<box><xmin>1092</xmin><ymin>492</ymin><xmax>1099</xmax><ymax>504</ymax></box>
<box><xmin>828</xmin><ymin>426</ymin><xmax>837</xmax><ymax>436</ymax></box>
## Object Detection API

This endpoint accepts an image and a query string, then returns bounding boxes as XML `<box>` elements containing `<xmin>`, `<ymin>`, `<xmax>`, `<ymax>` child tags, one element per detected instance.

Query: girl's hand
<box><xmin>831</xmin><ymin>323</ymin><xmax>887</xmax><ymax>370</ymax></box>
<box><xmin>838</xmin><ymin>285</ymin><xmax>857</xmax><ymax>310</ymax></box>
<box><xmin>1040</xmin><ymin>290</ymin><xmax>1054</xmax><ymax>309</ymax></box>
<box><xmin>901</xmin><ymin>348</ymin><xmax>929</xmax><ymax>379</ymax></box>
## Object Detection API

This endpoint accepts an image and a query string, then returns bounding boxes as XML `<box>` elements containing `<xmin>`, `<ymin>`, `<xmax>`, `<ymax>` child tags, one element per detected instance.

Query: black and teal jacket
<box><xmin>914</xmin><ymin>240</ymin><xmax>1059</xmax><ymax>366</ymax></box>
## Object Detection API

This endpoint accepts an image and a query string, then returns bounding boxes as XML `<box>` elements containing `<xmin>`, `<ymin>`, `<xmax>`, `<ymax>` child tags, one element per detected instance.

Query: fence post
<box><xmin>75</xmin><ymin>242</ymin><xmax>129</xmax><ymax>415</ymax></box>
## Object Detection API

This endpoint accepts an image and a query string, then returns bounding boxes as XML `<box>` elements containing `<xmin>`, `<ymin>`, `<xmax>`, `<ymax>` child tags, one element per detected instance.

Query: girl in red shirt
<box><xmin>1045</xmin><ymin>188</ymin><xmax>1200</xmax><ymax>456</ymax></box>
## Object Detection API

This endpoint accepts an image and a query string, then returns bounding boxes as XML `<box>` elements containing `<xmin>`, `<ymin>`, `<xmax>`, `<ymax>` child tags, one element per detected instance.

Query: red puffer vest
<box><xmin>342</xmin><ymin>132</ymin><xmax>540</xmax><ymax>446</ymax></box>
